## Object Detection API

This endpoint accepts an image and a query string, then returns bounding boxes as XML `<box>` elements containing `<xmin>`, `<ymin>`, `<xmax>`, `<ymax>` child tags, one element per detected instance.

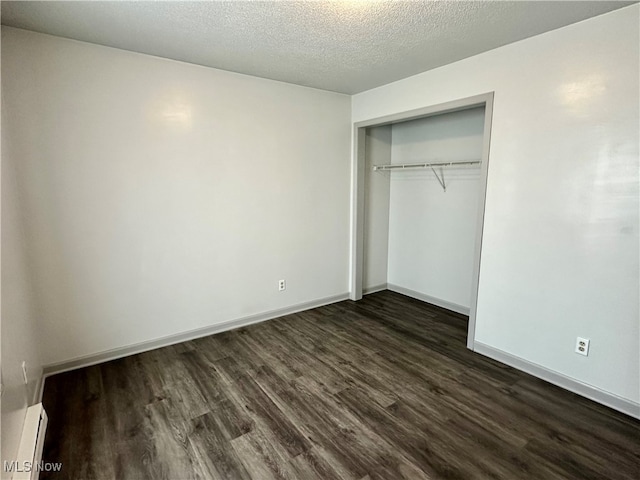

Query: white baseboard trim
<box><xmin>363</xmin><ymin>283</ymin><xmax>388</xmax><ymax>295</ymax></box>
<box><xmin>387</xmin><ymin>284</ymin><xmax>470</xmax><ymax>316</ymax></box>
<box><xmin>42</xmin><ymin>292</ymin><xmax>350</xmax><ymax>377</ymax></box>
<box><xmin>474</xmin><ymin>342</ymin><xmax>640</xmax><ymax>419</ymax></box>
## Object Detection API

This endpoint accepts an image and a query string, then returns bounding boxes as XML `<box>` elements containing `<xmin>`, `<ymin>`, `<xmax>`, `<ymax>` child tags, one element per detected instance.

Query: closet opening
<box><xmin>350</xmin><ymin>93</ymin><xmax>494</xmax><ymax>350</ymax></box>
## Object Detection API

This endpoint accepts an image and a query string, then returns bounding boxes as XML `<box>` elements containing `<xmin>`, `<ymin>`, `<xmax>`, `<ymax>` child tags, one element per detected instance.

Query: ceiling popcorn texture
<box><xmin>1</xmin><ymin>1</ymin><xmax>634</xmax><ymax>94</ymax></box>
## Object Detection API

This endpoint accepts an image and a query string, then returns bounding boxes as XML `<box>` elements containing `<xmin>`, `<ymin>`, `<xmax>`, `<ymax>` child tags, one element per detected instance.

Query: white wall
<box><xmin>1</xmin><ymin>68</ymin><xmax>43</xmax><ymax>474</ymax></box>
<box><xmin>363</xmin><ymin>125</ymin><xmax>391</xmax><ymax>290</ymax></box>
<box><xmin>353</xmin><ymin>6</ymin><xmax>640</xmax><ymax>405</ymax></box>
<box><xmin>1</xmin><ymin>27</ymin><xmax>351</xmax><ymax>367</ymax></box>
<box><xmin>388</xmin><ymin>108</ymin><xmax>484</xmax><ymax>310</ymax></box>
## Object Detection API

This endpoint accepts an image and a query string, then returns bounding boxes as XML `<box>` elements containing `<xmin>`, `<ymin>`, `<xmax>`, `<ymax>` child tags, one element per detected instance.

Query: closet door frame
<box><xmin>350</xmin><ymin>92</ymin><xmax>494</xmax><ymax>351</ymax></box>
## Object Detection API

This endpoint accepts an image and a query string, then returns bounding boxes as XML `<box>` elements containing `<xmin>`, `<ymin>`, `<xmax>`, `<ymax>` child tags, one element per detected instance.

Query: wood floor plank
<box><xmin>188</xmin><ymin>412</ymin><xmax>252</xmax><ymax>480</ymax></box>
<box><xmin>40</xmin><ymin>290</ymin><xmax>640</xmax><ymax>479</ymax></box>
<box><xmin>181</xmin><ymin>350</ymin><xmax>254</xmax><ymax>440</ymax></box>
<box><xmin>233</xmin><ymin>373</ymin><xmax>310</xmax><ymax>457</ymax></box>
<box><xmin>289</xmin><ymin>447</ymin><xmax>355</xmax><ymax>480</ymax></box>
<box><xmin>336</xmin><ymin>386</ymin><xmax>474</xmax><ymax>480</ymax></box>
<box><xmin>230</xmin><ymin>425</ymin><xmax>301</xmax><ymax>480</ymax></box>
<box><xmin>138</xmin><ymin>400</ymin><xmax>208</xmax><ymax>480</ymax></box>
<box><xmin>40</xmin><ymin>366</ymin><xmax>115</xmax><ymax>480</ymax></box>
<box><xmin>258</xmin><ymin>368</ymin><xmax>432</xmax><ymax>480</ymax></box>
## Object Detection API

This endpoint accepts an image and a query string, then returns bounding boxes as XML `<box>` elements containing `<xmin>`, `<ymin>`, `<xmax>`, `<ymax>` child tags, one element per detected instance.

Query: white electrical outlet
<box><xmin>21</xmin><ymin>361</ymin><xmax>28</xmax><ymax>385</ymax></box>
<box><xmin>575</xmin><ymin>337</ymin><xmax>590</xmax><ymax>356</ymax></box>
<box><xmin>278</xmin><ymin>279</ymin><xmax>286</xmax><ymax>291</ymax></box>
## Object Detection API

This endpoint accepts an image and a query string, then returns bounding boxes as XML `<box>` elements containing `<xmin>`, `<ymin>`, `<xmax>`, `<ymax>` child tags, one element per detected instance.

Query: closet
<box><xmin>362</xmin><ymin>105</ymin><xmax>487</xmax><ymax>318</ymax></box>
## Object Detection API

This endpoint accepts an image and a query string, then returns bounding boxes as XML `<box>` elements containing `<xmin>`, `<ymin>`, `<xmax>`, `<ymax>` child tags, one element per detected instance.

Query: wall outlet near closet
<box><xmin>278</xmin><ymin>279</ymin><xmax>286</xmax><ymax>291</ymax></box>
<box><xmin>575</xmin><ymin>337</ymin><xmax>590</xmax><ymax>356</ymax></box>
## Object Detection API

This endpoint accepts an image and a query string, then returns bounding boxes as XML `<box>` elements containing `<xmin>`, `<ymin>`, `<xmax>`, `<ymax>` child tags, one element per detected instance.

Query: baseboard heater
<box><xmin>12</xmin><ymin>404</ymin><xmax>48</xmax><ymax>480</ymax></box>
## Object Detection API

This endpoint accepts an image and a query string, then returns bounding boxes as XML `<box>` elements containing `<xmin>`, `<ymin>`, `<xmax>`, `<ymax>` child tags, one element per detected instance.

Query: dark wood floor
<box><xmin>41</xmin><ymin>291</ymin><xmax>639</xmax><ymax>480</ymax></box>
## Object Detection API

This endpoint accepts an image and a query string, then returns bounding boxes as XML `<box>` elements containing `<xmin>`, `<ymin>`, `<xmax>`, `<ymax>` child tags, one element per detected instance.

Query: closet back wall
<box><xmin>2</xmin><ymin>27</ymin><xmax>351</xmax><ymax>367</ymax></box>
<box><xmin>388</xmin><ymin>108</ymin><xmax>484</xmax><ymax>312</ymax></box>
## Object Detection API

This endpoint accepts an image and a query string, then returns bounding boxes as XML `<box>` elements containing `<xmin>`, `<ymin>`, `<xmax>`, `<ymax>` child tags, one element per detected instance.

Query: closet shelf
<box><xmin>372</xmin><ymin>160</ymin><xmax>480</xmax><ymax>172</ymax></box>
<box><xmin>373</xmin><ymin>160</ymin><xmax>481</xmax><ymax>192</ymax></box>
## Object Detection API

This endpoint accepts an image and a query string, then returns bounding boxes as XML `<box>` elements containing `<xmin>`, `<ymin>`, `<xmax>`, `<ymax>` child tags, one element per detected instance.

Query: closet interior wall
<box><xmin>363</xmin><ymin>107</ymin><xmax>485</xmax><ymax>314</ymax></box>
<box><xmin>363</xmin><ymin>125</ymin><xmax>392</xmax><ymax>292</ymax></box>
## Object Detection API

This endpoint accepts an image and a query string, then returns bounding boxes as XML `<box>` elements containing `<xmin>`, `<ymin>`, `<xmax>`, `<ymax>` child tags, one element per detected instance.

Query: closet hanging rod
<box><xmin>372</xmin><ymin>160</ymin><xmax>481</xmax><ymax>171</ymax></box>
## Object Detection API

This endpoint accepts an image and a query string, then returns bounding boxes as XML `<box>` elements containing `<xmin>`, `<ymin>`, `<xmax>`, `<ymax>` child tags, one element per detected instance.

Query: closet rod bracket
<box><xmin>430</xmin><ymin>166</ymin><xmax>446</xmax><ymax>192</ymax></box>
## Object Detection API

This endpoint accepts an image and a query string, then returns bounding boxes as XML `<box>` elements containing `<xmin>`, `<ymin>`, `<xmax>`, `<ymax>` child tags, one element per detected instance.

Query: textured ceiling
<box><xmin>1</xmin><ymin>1</ymin><xmax>635</xmax><ymax>94</ymax></box>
